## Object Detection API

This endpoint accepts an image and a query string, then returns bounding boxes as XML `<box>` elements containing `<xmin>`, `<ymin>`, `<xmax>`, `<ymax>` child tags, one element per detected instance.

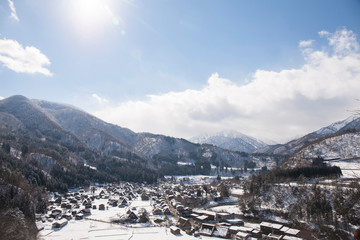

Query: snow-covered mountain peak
<box><xmin>189</xmin><ymin>130</ymin><xmax>267</xmax><ymax>153</ymax></box>
<box><xmin>315</xmin><ymin>115</ymin><xmax>359</xmax><ymax>136</ymax></box>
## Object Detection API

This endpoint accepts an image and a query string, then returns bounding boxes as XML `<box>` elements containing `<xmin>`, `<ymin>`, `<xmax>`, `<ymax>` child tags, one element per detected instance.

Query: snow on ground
<box><xmin>230</xmin><ymin>188</ymin><xmax>244</xmax><ymax>196</ymax></box>
<box><xmin>328</xmin><ymin>158</ymin><xmax>360</xmax><ymax>178</ymax></box>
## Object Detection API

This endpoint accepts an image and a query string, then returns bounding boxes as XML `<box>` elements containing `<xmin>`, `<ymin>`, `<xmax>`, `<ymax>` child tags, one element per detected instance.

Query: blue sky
<box><xmin>1</xmin><ymin>0</ymin><xmax>360</xmax><ymax>142</ymax></box>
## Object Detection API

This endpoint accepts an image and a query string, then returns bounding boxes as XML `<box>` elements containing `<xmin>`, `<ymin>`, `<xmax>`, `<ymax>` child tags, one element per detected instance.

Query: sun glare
<box><xmin>67</xmin><ymin>0</ymin><xmax>122</xmax><ymax>41</ymax></box>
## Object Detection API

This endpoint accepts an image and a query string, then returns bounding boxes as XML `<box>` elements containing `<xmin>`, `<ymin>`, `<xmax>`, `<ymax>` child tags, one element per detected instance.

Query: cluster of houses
<box><xmin>36</xmin><ymin>183</ymin><xmax>143</xmax><ymax>229</ymax></box>
<box><xmin>171</xmin><ymin>209</ymin><xmax>303</xmax><ymax>240</ymax></box>
<box><xmin>160</xmin><ymin>181</ymin><xmax>304</xmax><ymax>240</ymax></box>
<box><xmin>37</xmin><ymin>179</ymin><xmax>306</xmax><ymax>240</ymax></box>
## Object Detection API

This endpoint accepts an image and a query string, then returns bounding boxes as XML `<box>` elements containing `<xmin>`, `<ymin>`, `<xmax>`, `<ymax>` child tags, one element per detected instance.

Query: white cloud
<box><xmin>299</xmin><ymin>40</ymin><xmax>313</xmax><ymax>48</ymax></box>
<box><xmin>318</xmin><ymin>30</ymin><xmax>329</xmax><ymax>37</ymax></box>
<box><xmin>0</xmin><ymin>38</ymin><xmax>53</xmax><ymax>76</ymax></box>
<box><xmin>93</xmin><ymin>29</ymin><xmax>360</xmax><ymax>142</ymax></box>
<box><xmin>8</xmin><ymin>0</ymin><xmax>19</xmax><ymax>22</ymax></box>
<box><xmin>0</xmin><ymin>96</ymin><xmax>4</xmax><ymax>100</ymax></box>
<box><xmin>92</xmin><ymin>94</ymin><xmax>109</xmax><ymax>104</ymax></box>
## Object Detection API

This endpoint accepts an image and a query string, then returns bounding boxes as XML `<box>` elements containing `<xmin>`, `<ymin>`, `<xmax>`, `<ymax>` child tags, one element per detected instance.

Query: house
<box><xmin>192</xmin><ymin>209</ymin><xmax>216</xmax><ymax>221</ymax></box>
<box><xmin>199</xmin><ymin>223</ymin><xmax>215</xmax><ymax>236</ymax></box>
<box><xmin>99</xmin><ymin>204</ymin><xmax>105</xmax><ymax>210</ymax></box>
<box><xmin>81</xmin><ymin>208</ymin><xmax>91</xmax><ymax>216</ymax></box>
<box><xmin>196</xmin><ymin>215</ymin><xmax>212</xmax><ymax>222</ymax></box>
<box><xmin>119</xmin><ymin>198</ymin><xmax>128</xmax><ymax>207</ymax></box>
<box><xmin>50</xmin><ymin>209</ymin><xmax>62</xmax><ymax>219</ymax></box>
<box><xmin>260</xmin><ymin>222</ymin><xmax>283</xmax><ymax>235</ymax></box>
<box><xmin>75</xmin><ymin>213</ymin><xmax>83</xmax><ymax>220</ymax></box>
<box><xmin>264</xmin><ymin>233</ymin><xmax>284</xmax><ymax>240</ymax></box>
<box><xmin>52</xmin><ymin>219</ymin><xmax>68</xmax><ymax>228</ymax></box>
<box><xmin>224</xmin><ymin>218</ymin><xmax>244</xmax><ymax>226</ymax></box>
<box><xmin>217</xmin><ymin>212</ymin><xmax>233</xmax><ymax>221</ymax></box>
<box><xmin>282</xmin><ymin>236</ymin><xmax>303</xmax><ymax>240</ymax></box>
<box><xmin>235</xmin><ymin>231</ymin><xmax>251</xmax><ymax>240</ymax></box>
<box><xmin>170</xmin><ymin>226</ymin><xmax>181</xmax><ymax>235</ymax></box>
<box><xmin>61</xmin><ymin>213</ymin><xmax>72</xmax><ymax>220</ymax></box>
<box><xmin>127</xmin><ymin>211</ymin><xmax>138</xmax><ymax>221</ymax></box>
<box><xmin>163</xmin><ymin>207</ymin><xmax>172</xmax><ymax>215</ymax></box>
<box><xmin>178</xmin><ymin>217</ymin><xmax>192</xmax><ymax>231</ymax></box>
<box><xmin>213</xmin><ymin>226</ymin><xmax>230</xmax><ymax>238</ymax></box>
<box><xmin>280</xmin><ymin>226</ymin><xmax>300</xmax><ymax>237</ymax></box>
<box><xmin>229</xmin><ymin>226</ymin><xmax>253</xmax><ymax>235</ymax></box>
<box><xmin>108</xmin><ymin>199</ymin><xmax>118</xmax><ymax>207</ymax></box>
<box><xmin>153</xmin><ymin>208</ymin><xmax>163</xmax><ymax>215</ymax></box>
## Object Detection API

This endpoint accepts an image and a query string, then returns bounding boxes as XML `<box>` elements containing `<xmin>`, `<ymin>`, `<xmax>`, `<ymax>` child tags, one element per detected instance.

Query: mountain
<box><xmin>190</xmin><ymin>130</ymin><xmax>267</xmax><ymax>153</ymax></box>
<box><xmin>0</xmin><ymin>95</ymin><xmax>277</xmax><ymax>183</ymax></box>
<box><xmin>255</xmin><ymin>115</ymin><xmax>360</xmax><ymax>156</ymax></box>
<box><xmin>281</xmin><ymin>131</ymin><xmax>360</xmax><ymax>169</ymax></box>
<box><xmin>275</xmin><ymin>116</ymin><xmax>360</xmax><ymax>169</ymax></box>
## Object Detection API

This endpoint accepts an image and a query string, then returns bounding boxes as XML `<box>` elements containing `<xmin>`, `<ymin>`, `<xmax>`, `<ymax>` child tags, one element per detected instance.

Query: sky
<box><xmin>0</xmin><ymin>0</ymin><xmax>360</xmax><ymax>143</ymax></box>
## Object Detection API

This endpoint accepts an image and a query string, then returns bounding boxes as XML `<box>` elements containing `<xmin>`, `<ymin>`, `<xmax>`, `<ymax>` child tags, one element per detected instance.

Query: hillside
<box><xmin>256</xmin><ymin>115</ymin><xmax>360</xmax><ymax>157</ymax></box>
<box><xmin>0</xmin><ymin>96</ymin><xmax>276</xmax><ymax>185</ymax></box>
<box><xmin>281</xmin><ymin>131</ymin><xmax>360</xmax><ymax>169</ymax></box>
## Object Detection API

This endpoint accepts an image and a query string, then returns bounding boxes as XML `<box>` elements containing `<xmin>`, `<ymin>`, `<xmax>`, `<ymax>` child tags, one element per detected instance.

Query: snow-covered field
<box><xmin>328</xmin><ymin>158</ymin><xmax>360</xmax><ymax>178</ymax></box>
<box><xmin>209</xmin><ymin>205</ymin><xmax>242</xmax><ymax>215</ymax></box>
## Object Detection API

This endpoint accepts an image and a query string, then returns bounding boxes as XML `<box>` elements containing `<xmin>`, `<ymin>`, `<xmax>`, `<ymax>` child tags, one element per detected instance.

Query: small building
<box><xmin>236</xmin><ymin>231</ymin><xmax>251</xmax><ymax>240</ymax></box>
<box><xmin>153</xmin><ymin>208</ymin><xmax>163</xmax><ymax>215</ymax></box>
<box><xmin>81</xmin><ymin>208</ymin><xmax>91</xmax><ymax>216</ymax></box>
<box><xmin>280</xmin><ymin>226</ymin><xmax>301</xmax><ymax>237</ymax></box>
<box><xmin>120</xmin><ymin>198</ymin><xmax>128</xmax><ymax>207</ymax></box>
<box><xmin>99</xmin><ymin>204</ymin><xmax>105</xmax><ymax>210</ymax></box>
<box><xmin>282</xmin><ymin>236</ymin><xmax>303</xmax><ymax>240</ymax></box>
<box><xmin>213</xmin><ymin>226</ymin><xmax>230</xmax><ymax>238</ymax></box>
<box><xmin>199</xmin><ymin>223</ymin><xmax>215</xmax><ymax>236</ymax></box>
<box><xmin>264</xmin><ymin>233</ymin><xmax>284</xmax><ymax>240</ymax></box>
<box><xmin>195</xmin><ymin>215</ymin><xmax>214</xmax><ymax>223</ymax></box>
<box><xmin>52</xmin><ymin>219</ymin><xmax>68</xmax><ymax>228</ymax></box>
<box><xmin>178</xmin><ymin>217</ymin><xmax>192</xmax><ymax>231</ymax></box>
<box><xmin>260</xmin><ymin>222</ymin><xmax>283</xmax><ymax>235</ymax></box>
<box><xmin>217</xmin><ymin>212</ymin><xmax>233</xmax><ymax>221</ymax></box>
<box><xmin>127</xmin><ymin>211</ymin><xmax>138</xmax><ymax>220</ymax></box>
<box><xmin>170</xmin><ymin>226</ymin><xmax>181</xmax><ymax>235</ymax></box>
<box><xmin>75</xmin><ymin>213</ymin><xmax>83</xmax><ymax>220</ymax></box>
<box><xmin>163</xmin><ymin>207</ymin><xmax>172</xmax><ymax>215</ymax></box>
<box><xmin>229</xmin><ymin>226</ymin><xmax>253</xmax><ymax>235</ymax></box>
<box><xmin>224</xmin><ymin>218</ymin><xmax>244</xmax><ymax>226</ymax></box>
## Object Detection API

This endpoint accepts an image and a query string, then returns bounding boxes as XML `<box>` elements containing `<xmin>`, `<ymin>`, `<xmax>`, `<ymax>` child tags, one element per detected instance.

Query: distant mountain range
<box><xmin>189</xmin><ymin>130</ymin><xmax>267</xmax><ymax>153</ymax></box>
<box><xmin>1</xmin><ymin>95</ymin><xmax>358</xmax><ymax>183</ymax></box>
<box><xmin>0</xmin><ymin>95</ymin><xmax>268</xmax><ymax>190</ymax></box>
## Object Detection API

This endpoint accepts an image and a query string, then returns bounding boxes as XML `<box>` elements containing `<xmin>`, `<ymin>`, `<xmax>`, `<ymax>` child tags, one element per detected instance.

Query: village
<box><xmin>37</xmin><ymin>176</ymin><xmax>311</xmax><ymax>240</ymax></box>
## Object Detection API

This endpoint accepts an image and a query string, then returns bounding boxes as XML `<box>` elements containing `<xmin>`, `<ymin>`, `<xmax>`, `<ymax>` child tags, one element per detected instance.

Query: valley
<box><xmin>0</xmin><ymin>95</ymin><xmax>359</xmax><ymax>239</ymax></box>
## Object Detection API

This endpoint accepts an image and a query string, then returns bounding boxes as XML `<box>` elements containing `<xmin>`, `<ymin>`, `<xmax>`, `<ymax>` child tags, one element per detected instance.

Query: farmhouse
<box><xmin>170</xmin><ymin>226</ymin><xmax>181</xmax><ymax>235</ymax></box>
<box><xmin>178</xmin><ymin>217</ymin><xmax>192</xmax><ymax>231</ymax></box>
<box><xmin>235</xmin><ymin>231</ymin><xmax>251</xmax><ymax>240</ymax></box>
<box><xmin>52</xmin><ymin>219</ymin><xmax>68</xmax><ymax>229</ymax></box>
<box><xmin>213</xmin><ymin>226</ymin><xmax>230</xmax><ymax>238</ymax></box>
<box><xmin>199</xmin><ymin>223</ymin><xmax>215</xmax><ymax>236</ymax></box>
<box><xmin>99</xmin><ymin>204</ymin><xmax>105</xmax><ymax>210</ymax></box>
<box><xmin>260</xmin><ymin>222</ymin><xmax>283</xmax><ymax>235</ymax></box>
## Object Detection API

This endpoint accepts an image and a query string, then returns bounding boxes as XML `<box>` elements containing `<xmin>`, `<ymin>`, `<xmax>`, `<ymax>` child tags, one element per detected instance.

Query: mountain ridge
<box><xmin>190</xmin><ymin>130</ymin><xmax>267</xmax><ymax>153</ymax></box>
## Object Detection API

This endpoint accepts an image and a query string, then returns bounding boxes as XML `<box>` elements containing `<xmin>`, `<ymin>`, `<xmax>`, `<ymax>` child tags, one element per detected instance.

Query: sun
<box><xmin>66</xmin><ymin>0</ymin><xmax>121</xmax><ymax>40</ymax></box>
